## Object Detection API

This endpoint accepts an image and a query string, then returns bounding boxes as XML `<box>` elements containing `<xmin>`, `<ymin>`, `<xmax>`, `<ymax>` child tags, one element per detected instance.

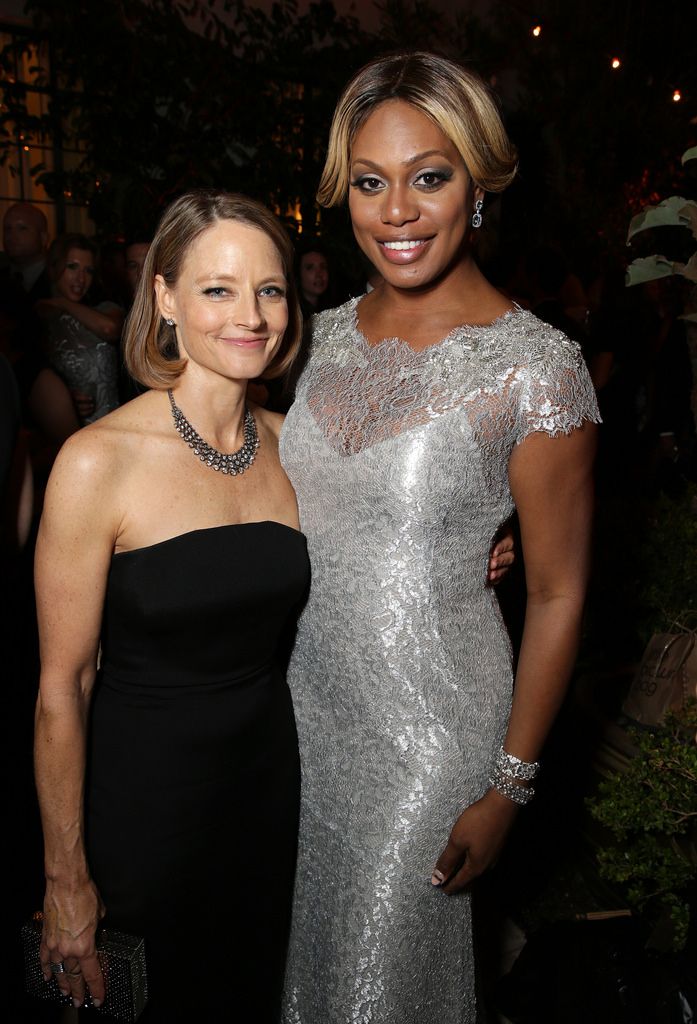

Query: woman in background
<box><xmin>296</xmin><ymin>241</ymin><xmax>332</xmax><ymax>317</ymax></box>
<box><xmin>38</xmin><ymin>234</ymin><xmax>123</xmax><ymax>423</ymax></box>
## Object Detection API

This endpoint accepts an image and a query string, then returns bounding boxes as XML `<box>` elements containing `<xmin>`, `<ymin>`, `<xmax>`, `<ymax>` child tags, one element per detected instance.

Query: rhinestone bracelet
<box><xmin>488</xmin><ymin>769</ymin><xmax>535</xmax><ymax>806</ymax></box>
<box><xmin>495</xmin><ymin>746</ymin><xmax>540</xmax><ymax>782</ymax></box>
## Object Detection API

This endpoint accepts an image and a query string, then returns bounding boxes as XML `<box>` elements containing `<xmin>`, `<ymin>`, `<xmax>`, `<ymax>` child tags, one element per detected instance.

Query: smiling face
<box><xmin>55</xmin><ymin>247</ymin><xmax>94</xmax><ymax>302</ymax></box>
<box><xmin>348</xmin><ymin>100</ymin><xmax>481</xmax><ymax>291</ymax></box>
<box><xmin>155</xmin><ymin>219</ymin><xmax>289</xmax><ymax>384</ymax></box>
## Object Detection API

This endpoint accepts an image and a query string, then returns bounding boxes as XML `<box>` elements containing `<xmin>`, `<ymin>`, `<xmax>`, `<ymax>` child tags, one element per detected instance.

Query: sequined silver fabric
<box><xmin>279</xmin><ymin>297</ymin><xmax>600</xmax><ymax>1023</ymax></box>
<box><xmin>47</xmin><ymin>304</ymin><xmax>120</xmax><ymax>424</ymax></box>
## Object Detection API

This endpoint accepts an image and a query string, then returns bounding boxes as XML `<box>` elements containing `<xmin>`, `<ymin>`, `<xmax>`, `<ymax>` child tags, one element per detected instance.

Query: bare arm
<box><xmin>36</xmin><ymin>298</ymin><xmax>123</xmax><ymax>344</ymax></box>
<box><xmin>34</xmin><ymin>431</ymin><xmax>121</xmax><ymax>1005</ymax></box>
<box><xmin>434</xmin><ymin>422</ymin><xmax>597</xmax><ymax>892</ymax></box>
<box><xmin>29</xmin><ymin>367</ymin><xmax>81</xmax><ymax>442</ymax></box>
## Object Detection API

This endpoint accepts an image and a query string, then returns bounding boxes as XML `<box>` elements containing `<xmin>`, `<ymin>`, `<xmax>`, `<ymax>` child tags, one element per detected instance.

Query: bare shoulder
<box><xmin>254</xmin><ymin>405</ymin><xmax>286</xmax><ymax>442</ymax></box>
<box><xmin>47</xmin><ymin>391</ymin><xmax>167</xmax><ymax>512</ymax></box>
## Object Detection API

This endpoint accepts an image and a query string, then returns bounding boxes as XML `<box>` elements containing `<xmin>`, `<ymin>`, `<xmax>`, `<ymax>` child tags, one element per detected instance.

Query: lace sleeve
<box><xmin>516</xmin><ymin>330</ymin><xmax>601</xmax><ymax>444</ymax></box>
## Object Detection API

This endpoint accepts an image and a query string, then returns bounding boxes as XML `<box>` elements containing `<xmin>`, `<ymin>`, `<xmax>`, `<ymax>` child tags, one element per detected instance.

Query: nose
<box><xmin>235</xmin><ymin>290</ymin><xmax>264</xmax><ymax>330</ymax></box>
<box><xmin>380</xmin><ymin>184</ymin><xmax>419</xmax><ymax>226</ymax></box>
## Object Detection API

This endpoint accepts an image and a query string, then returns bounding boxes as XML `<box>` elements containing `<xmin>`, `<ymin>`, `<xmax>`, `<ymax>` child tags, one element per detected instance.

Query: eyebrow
<box><xmin>351</xmin><ymin>149</ymin><xmax>454</xmax><ymax>170</ymax></box>
<box><xmin>193</xmin><ymin>272</ymin><xmax>285</xmax><ymax>284</ymax></box>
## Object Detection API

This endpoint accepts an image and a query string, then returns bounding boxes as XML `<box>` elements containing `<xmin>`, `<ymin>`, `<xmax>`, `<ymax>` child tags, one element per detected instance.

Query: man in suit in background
<box><xmin>2</xmin><ymin>201</ymin><xmax>52</xmax><ymax>301</ymax></box>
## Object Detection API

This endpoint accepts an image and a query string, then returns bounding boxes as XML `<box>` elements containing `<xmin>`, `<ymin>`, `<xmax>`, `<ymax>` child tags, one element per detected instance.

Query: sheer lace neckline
<box><xmin>351</xmin><ymin>295</ymin><xmax>524</xmax><ymax>354</ymax></box>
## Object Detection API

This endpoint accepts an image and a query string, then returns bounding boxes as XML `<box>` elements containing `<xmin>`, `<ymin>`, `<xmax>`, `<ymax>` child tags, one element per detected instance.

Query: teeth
<box><xmin>383</xmin><ymin>239</ymin><xmax>425</xmax><ymax>251</ymax></box>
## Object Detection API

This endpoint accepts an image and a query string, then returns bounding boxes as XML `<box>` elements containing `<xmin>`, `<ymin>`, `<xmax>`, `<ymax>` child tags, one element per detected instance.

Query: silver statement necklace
<box><xmin>167</xmin><ymin>389</ymin><xmax>259</xmax><ymax>476</ymax></box>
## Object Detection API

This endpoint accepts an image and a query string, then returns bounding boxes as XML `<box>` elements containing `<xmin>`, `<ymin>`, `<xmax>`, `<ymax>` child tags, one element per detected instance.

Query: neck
<box><xmin>169</xmin><ymin>369</ymin><xmax>250</xmax><ymax>450</ymax></box>
<box><xmin>378</xmin><ymin>251</ymin><xmax>488</xmax><ymax>318</ymax></box>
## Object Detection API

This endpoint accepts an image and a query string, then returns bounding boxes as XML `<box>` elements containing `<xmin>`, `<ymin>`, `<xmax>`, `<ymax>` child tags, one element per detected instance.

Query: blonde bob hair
<box><xmin>124</xmin><ymin>189</ymin><xmax>303</xmax><ymax>389</ymax></box>
<box><xmin>317</xmin><ymin>51</ymin><xmax>517</xmax><ymax>207</ymax></box>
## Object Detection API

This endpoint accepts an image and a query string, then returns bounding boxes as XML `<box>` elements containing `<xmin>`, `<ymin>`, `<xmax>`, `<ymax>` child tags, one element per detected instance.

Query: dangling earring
<box><xmin>471</xmin><ymin>199</ymin><xmax>484</xmax><ymax>229</ymax></box>
<box><xmin>165</xmin><ymin>318</ymin><xmax>175</xmax><ymax>327</ymax></box>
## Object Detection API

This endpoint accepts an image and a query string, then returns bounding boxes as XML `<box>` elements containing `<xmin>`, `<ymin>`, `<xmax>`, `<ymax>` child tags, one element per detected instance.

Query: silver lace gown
<box><xmin>279</xmin><ymin>298</ymin><xmax>600</xmax><ymax>1024</ymax></box>
<box><xmin>47</xmin><ymin>302</ymin><xmax>120</xmax><ymax>424</ymax></box>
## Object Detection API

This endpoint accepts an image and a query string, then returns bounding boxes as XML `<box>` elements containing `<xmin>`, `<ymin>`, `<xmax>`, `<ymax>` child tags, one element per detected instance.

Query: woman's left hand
<box><xmin>488</xmin><ymin>525</ymin><xmax>514</xmax><ymax>584</ymax></box>
<box><xmin>431</xmin><ymin>789</ymin><xmax>519</xmax><ymax>894</ymax></box>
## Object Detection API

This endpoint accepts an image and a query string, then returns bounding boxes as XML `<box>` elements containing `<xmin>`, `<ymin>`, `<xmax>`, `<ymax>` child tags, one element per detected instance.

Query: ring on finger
<box><xmin>49</xmin><ymin>961</ymin><xmax>66</xmax><ymax>974</ymax></box>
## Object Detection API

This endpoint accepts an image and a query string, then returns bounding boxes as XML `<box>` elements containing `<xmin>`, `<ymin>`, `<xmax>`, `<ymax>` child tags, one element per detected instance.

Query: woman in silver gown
<box><xmin>280</xmin><ymin>52</ymin><xmax>600</xmax><ymax>1023</ymax></box>
<box><xmin>39</xmin><ymin>234</ymin><xmax>123</xmax><ymax>423</ymax></box>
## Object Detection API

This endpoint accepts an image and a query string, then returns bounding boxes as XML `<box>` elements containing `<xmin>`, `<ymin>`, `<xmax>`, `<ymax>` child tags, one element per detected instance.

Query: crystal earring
<box><xmin>471</xmin><ymin>199</ymin><xmax>484</xmax><ymax>229</ymax></box>
<box><xmin>165</xmin><ymin>318</ymin><xmax>175</xmax><ymax>327</ymax></box>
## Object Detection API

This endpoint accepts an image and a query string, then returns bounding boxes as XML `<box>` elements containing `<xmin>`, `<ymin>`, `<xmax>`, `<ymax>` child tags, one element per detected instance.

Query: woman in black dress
<box><xmin>33</xmin><ymin>190</ymin><xmax>308</xmax><ymax>1022</ymax></box>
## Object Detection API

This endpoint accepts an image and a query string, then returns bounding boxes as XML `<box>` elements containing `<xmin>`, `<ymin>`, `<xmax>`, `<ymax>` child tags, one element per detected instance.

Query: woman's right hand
<box><xmin>40</xmin><ymin>878</ymin><xmax>106</xmax><ymax>1008</ymax></box>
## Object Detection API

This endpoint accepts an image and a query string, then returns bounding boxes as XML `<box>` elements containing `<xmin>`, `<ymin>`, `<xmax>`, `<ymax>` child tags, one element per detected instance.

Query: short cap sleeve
<box><xmin>516</xmin><ymin>329</ymin><xmax>601</xmax><ymax>444</ymax></box>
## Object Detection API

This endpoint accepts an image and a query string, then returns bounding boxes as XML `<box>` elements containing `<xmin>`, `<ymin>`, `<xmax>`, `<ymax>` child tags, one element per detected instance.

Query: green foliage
<box><xmin>1</xmin><ymin>0</ymin><xmax>378</xmax><ymax>237</ymax></box>
<box><xmin>625</xmin><ymin>255</ymin><xmax>681</xmax><ymax>287</ymax></box>
<box><xmin>627</xmin><ymin>196</ymin><xmax>697</xmax><ymax>242</ymax></box>
<box><xmin>485</xmin><ymin>0</ymin><xmax>697</xmax><ymax>261</ymax></box>
<box><xmin>634</xmin><ymin>486</ymin><xmax>697</xmax><ymax>646</ymax></box>
<box><xmin>587</xmin><ymin>704</ymin><xmax>697</xmax><ymax>949</ymax></box>
<box><xmin>3</xmin><ymin>0</ymin><xmax>696</xmax><ymax>260</ymax></box>
<box><xmin>627</xmin><ymin>150</ymin><xmax>697</xmax><ymax>286</ymax></box>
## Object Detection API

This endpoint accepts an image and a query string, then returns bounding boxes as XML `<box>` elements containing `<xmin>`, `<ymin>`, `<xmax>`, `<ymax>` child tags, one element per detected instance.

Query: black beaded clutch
<box><xmin>21</xmin><ymin>913</ymin><xmax>148</xmax><ymax>1022</ymax></box>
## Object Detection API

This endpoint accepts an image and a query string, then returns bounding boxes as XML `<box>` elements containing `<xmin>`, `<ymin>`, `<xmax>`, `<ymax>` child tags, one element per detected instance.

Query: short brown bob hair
<box><xmin>124</xmin><ymin>189</ymin><xmax>303</xmax><ymax>389</ymax></box>
<box><xmin>317</xmin><ymin>51</ymin><xmax>518</xmax><ymax>207</ymax></box>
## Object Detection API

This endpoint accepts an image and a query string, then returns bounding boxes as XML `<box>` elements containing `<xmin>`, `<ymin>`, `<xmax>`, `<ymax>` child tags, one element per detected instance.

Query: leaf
<box><xmin>677</xmin><ymin>253</ymin><xmax>697</xmax><ymax>284</ymax></box>
<box><xmin>680</xmin><ymin>203</ymin><xmax>697</xmax><ymax>241</ymax></box>
<box><xmin>682</xmin><ymin>147</ymin><xmax>697</xmax><ymax>165</ymax></box>
<box><xmin>625</xmin><ymin>255</ymin><xmax>678</xmax><ymax>286</ymax></box>
<box><xmin>627</xmin><ymin>196</ymin><xmax>697</xmax><ymax>241</ymax></box>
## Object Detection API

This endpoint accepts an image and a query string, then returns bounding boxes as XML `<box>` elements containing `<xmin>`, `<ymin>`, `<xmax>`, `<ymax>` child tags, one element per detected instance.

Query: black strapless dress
<box><xmin>85</xmin><ymin>522</ymin><xmax>309</xmax><ymax>1023</ymax></box>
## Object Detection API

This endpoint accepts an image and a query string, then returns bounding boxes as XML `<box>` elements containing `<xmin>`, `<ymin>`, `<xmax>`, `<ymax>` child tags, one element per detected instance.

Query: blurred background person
<box><xmin>524</xmin><ymin>245</ymin><xmax>586</xmax><ymax>344</ymax></box>
<box><xmin>1</xmin><ymin>205</ymin><xmax>81</xmax><ymax>491</ymax></box>
<box><xmin>125</xmin><ymin>239</ymin><xmax>151</xmax><ymax>300</ymax></box>
<box><xmin>119</xmin><ymin>239</ymin><xmax>152</xmax><ymax>401</ymax></box>
<box><xmin>263</xmin><ymin>239</ymin><xmax>340</xmax><ymax>411</ymax></box>
<box><xmin>99</xmin><ymin>239</ymin><xmax>130</xmax><ymax>307</ymax></box>
<box><xmin>296</xmin><ymin>240</ymin><xmax>332</xmax><ymax>317</ymax></box>
<box><xmin>38</xmin><ymin>234</ymin><xmax>124</xmax><ymax>424</ymax></box>
<box><xmin>2</xmin><ymin>201</ymin><xmax>51</xmax><ymax>301</ymax></box>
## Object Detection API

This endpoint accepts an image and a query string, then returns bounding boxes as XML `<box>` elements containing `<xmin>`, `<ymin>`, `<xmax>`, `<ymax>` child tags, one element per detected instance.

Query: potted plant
<box><xmin>626</xmin><ymin>147</ymin><xmax>697</xmax><ymax>431</ymax></box>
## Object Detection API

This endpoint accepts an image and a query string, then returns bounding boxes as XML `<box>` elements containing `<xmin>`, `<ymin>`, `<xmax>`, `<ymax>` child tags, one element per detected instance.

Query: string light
<box><xmin>611</xmin><ymin>57</ymin><xmax>621</xmax><ymax>70</ymax></box>
<box><xmin>673</xmin><ymin>89</ymin><xmax>682</xmax><ymax>102</ymax></box>
<box><xmin>531</xmin><ymin>25</ymin><xmax>542</xmax><ymax>37</ymax></box>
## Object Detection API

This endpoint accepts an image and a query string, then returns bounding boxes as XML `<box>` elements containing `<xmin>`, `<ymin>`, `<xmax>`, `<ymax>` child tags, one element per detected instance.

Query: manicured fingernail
<box><xmin>73</xmin><ymin>998</ymin><xmax>83</xmax><ymax>1008</ymax></box>
<box><xmin>93</xmin><ymin>999</ymin><xmax>102</xmax><ymax>1008</ymax></box>
<box><xmin>431</xmin><ymin>869</ymin><xmax>445</xmax><ymax>886</ymax></box>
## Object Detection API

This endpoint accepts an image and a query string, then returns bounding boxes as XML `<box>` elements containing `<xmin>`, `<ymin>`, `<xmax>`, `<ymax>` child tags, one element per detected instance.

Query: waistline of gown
<box><xmin>96</xmin><ymin>656</ymin><xmax>282</xmax><ymax>700</ymax></box>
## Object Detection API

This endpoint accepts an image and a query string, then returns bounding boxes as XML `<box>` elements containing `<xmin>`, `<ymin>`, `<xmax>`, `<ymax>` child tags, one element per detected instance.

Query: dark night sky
<box><xmin>0</xmin><ymin>0</ymin><xmax>495</xmax><ymax>31</ymax></box>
